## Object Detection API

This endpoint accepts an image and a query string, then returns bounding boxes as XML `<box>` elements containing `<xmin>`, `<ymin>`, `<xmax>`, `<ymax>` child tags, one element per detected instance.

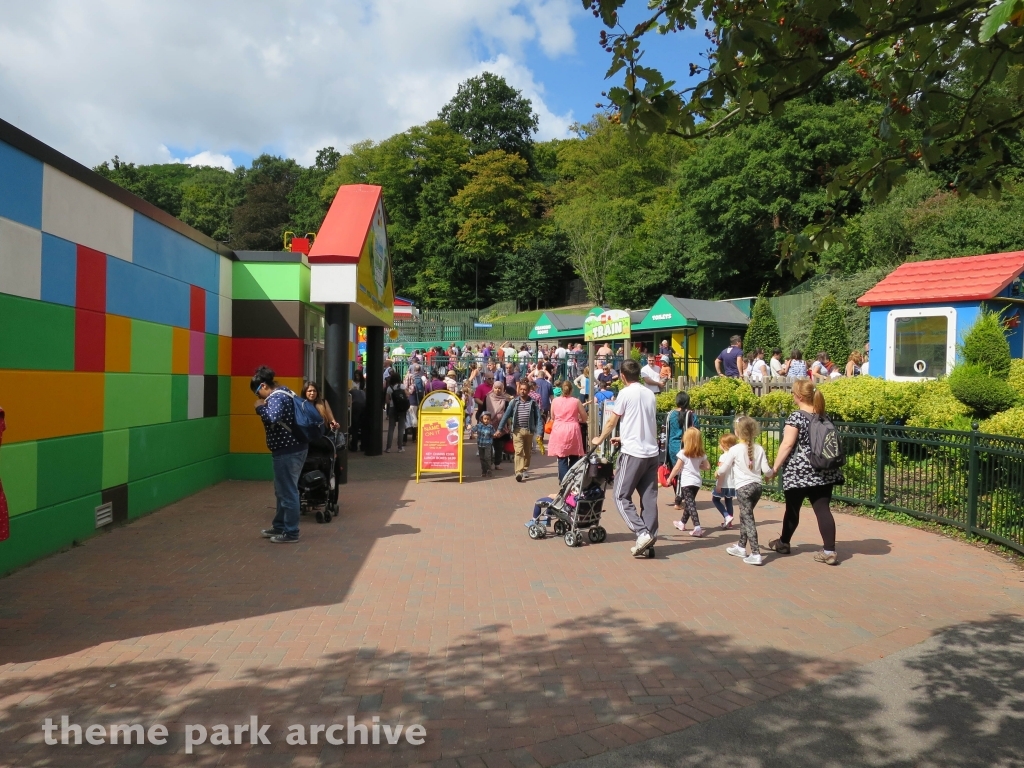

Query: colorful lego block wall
<box><xmin>228</xmin><ymin>257</ymin><xmax>313</xmax><ymax>480</ymax></box>
<box><xmin>0</xmin><ymin>136</ymin><xmax>233</xmax><ymax>575</ymax></box>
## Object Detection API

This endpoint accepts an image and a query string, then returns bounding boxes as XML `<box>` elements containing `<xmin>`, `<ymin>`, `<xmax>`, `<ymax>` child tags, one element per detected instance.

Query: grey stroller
<box><xmin>527</xmin><ymin>450</ymin><xmax>616</xmax><ymax>547</ymax></box>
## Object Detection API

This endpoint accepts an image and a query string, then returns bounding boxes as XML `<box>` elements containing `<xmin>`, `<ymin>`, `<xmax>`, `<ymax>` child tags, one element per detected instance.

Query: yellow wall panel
<box><xmin>105</xmin><ymin>314</ymin><xmax>132</xmax><ymax>372</ymax></box>
<box><xmin>0</xmin><ymin>370</ymin><xmax>104</xmax><ymax>443</ymax></box>
<box><xmin>230</xmin><ymin>414</ymin><xmax>270</xmax><ymax>454</ymax></box>
<box><xmin>171</xmin><ymin>327</ymin><xmax>190</xmax><ymax>375</ymax></box>
<box><xmin>218</xmin><ymin>335</ymin><xmax>231</xmax><ymax>376</ymax></box>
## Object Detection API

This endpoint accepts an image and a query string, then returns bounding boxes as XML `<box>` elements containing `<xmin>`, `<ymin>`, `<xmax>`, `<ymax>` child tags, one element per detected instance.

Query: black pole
<box><xmin>365</xmin><ymin>325</ymin><xmax>384</xmax><ymax>456</ymax></box>
<box><xmin>325</xmin><ymin>303</ymin><xmax>349</xmax><ymax>484</ymax></box>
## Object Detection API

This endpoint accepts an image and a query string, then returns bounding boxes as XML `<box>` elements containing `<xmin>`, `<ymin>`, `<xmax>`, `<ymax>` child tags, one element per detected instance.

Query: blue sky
<box><xmin>0</xmin><ymin>0</ymin><xmax>709</xmax><ymax>171</ymax></box>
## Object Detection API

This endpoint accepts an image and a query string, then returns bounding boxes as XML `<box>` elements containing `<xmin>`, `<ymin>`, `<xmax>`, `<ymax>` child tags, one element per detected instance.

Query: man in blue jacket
<box><xmin>252</xmin><ymin>366</ymin><xmax>307</xmax><ymax>543</ymax></box>
<box><xmin>496</xmin><ymin>380</ymin><xmax>543</xmax><ymax>482</ymax></box>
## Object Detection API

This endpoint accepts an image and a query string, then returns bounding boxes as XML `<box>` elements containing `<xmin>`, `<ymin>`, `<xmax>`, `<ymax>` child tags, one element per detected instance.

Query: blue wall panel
<box><xmin>205</xmin><ymin>289</ymin><xmax>219</xmax><ymax>334</ymax></box>
<box><xmin>0</xmin><ymin>140</ymin><xmax>43</xmax><ymax>229</ymax></box>
<box><xmin>132</xmin><ymin>212</ymin><xmax>219</xmax><ymax>293</ymax></box>
<box><xmin>106</xmin><ymin>255</ymin><xmax>190</xmax><ymax>328</ymax></box>
<box><xmin>40</xmin><ymin>233</ymin><xmax>77</xmax><ymax>306</ymax></box>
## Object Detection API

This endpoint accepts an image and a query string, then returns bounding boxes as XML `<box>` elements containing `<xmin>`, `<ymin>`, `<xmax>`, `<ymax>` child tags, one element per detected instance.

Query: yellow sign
<box><xmin>355</xmin><ymin>199</ymin><xmax>395</xmax><ymax>326</ymax></box>
<box><xmin>416</xmin><ymin>390</ymin><xmax>464</xmax><ymax>483</ymax></box>
<box><xmin>584</xmin><ymin>309</ymin><xmax>631</xmax><ymax>342</ymax></box>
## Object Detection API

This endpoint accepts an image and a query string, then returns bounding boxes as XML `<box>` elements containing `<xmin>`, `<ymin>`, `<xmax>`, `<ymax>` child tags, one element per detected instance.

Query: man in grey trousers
<box><xmin>591</xmin><ymin>359</ymin><xmax>661</xmax><ymax>556</ymax></box>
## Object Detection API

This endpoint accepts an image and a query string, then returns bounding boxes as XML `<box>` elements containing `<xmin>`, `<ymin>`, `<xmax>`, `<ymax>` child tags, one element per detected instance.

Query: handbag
<box><xmin>405</xmin><ymin>408</ymin><xmax>417</xmax><ymax>429</ymax></box>
<box><xmin>658</xmin><ymin>464</ymin><xmax>676</xmax><ymax>488</ymax></box>
<box><xmin>544</xmin><ymin>419</ymin><xmax>553</xmax><ymax>435</ymax></box>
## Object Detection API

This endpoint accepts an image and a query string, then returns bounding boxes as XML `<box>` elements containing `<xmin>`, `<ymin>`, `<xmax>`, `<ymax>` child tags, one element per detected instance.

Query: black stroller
<box><xmin>298</xmin><ymin>428</ymin><xmax>344</xmax><ymax>524</ymax></box>
<box><xmin>527</xmin><ymin>450</ymin><xmax>616</xmax><ymax>547</ymax></box>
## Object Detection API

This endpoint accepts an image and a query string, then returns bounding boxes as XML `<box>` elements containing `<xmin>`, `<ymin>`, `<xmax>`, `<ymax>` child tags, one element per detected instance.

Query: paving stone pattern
<box><xmin>1</xmin><ymin>441</ymin><xmax>1023</xmax><ymax>767</ymax></box>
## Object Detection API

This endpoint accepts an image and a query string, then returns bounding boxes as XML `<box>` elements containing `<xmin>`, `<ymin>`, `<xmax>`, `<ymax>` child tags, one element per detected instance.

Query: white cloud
<box><xmin>0</xmin><ymin>0</ymin><xmax>579</xmax><ymax>168</ymax></box>
<box><xmin>156</xmin><ymin>146</ymin><xmax>236</xmax><ymax>171</ymax></box>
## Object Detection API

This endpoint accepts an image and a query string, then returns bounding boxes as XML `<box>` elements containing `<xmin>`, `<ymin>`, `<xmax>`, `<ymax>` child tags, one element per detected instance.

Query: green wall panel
<box><xmin>171</xmin><ymin>374</ymin><xmax>188</xmax><ymax>421</ymax></box>
<box><xmin>130</xmin><ymin>320</ymin><xmax>173</xmax><ymax>374</ymax></box>
<box><xmin>0</xmin><ymin>494</ymin><xmax>101</xmax><ymax>576</ymax></box>
<box><xmin>217</xmin><ymin>376</ymin><xmax>231</xmax><ymax>416</ymax></box>
<box><xmin>232</xmin><ymin>263</ymin><xmax>305</xmax><ymax>301</ymax></box>
<box><xmin>228</xmin><ymin>453</ymin><xmax>273</xmax><ymax>480</ymax></box>
<box><xmin>205</xmin><ymin>333</ymin><xmax>218</xmax><ymax>375</ymax></box>
<box><xmin>102</xmin><ymin>429</ymin><xmax>130</xmax><ymax>489</ymax></box>
<box><xmin>0</xmin><ymin>294</ymin><xmax>75</xmax><ymax>371</ymax></box>
<box><xmin>37</xmin><ymin>433</ymin><xmax>104</xmax><ymax>508</ymax></box>
<box><xmin>0</xmin><ymin>440</ymin><xmax>38</xmax><ymax>516</ymax></box>
<box><xmin>127</xmin><ymin>416</ymin><xmax>229</xmax><ymax>481</ymax></box>
<box><xmin>104</xmin><ymin>373</ymin><xmax>173</xmax><ymax>430</ymax></box>
<box><xmin>128</xmin><ymin>456</ymin><xmax>228</xmax><ymax>519</ymax></box>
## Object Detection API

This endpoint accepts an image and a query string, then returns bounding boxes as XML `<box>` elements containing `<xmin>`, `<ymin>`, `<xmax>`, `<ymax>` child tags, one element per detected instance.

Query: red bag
<box><xmin>503</xmin><ymin>437</ymin><xmax>515</xmax><ymax>454</ymax></box>
<box><xmin>0</xmin><ymin>406</ymin><xmax>9</xmax><ymax>542</ymax></box>
<box><xmin>657</xmin><ymin>464</ymin><xmax>675</xmax><ymax>488</ymax></box>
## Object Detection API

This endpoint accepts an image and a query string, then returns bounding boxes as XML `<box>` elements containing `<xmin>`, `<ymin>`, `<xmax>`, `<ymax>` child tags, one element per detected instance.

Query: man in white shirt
<box><xmin>639</xmin><ymin>359</ymin><xmax>662</xmax><ymax>393</ymax></box>
<box><xmin>591</xmin><ymin>359</ymin><xmax>660</xmax><ymax>556</ymax></box>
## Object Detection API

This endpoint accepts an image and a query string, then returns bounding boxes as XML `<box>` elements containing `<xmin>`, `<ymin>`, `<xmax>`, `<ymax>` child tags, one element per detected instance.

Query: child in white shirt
<box><xmin>667</xmin><ymin>427</ymin><xmax>711</xmax><ymax>537</ymax></box>
<box><xmin>717</xmin><ymin>416</ymin><xmax>774</xmax><ymax>565</ymax></box>
<box><xmin>712</xmin><ymin>433</ymin><xmax>737</xmax><ymax>527</ymax></box>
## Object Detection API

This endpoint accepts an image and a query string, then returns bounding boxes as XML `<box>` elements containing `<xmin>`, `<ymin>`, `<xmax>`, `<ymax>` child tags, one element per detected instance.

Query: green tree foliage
<box><xmin>948</xmin><ymin>364</ymin><xmax>1018</xmax><ymax>417</ymax></box>
<box><xmin>782</xmin><ymin>268</ymin><xmax>886</xmax><ymax>355</ymax></box>
<box><xmin>495</xmin><ymin>232</ymin><xmax>574</xmax><ymax>308</ymax></box>
<box><xmin>289</xmin><ymin>147</ymin><xmax>341</xmax><ymax>235</ymax></box>
<box><xmin>589</xmin><ymin>0</ymin><xmax>1024</xmax><ymax>274</ymax></box>
<box><xmin>744</xmin><ymin>294</ymin><xmax>782</xmax><ymax>353</ymax></box>
<box><xmin>807</xmin><ymin>294</ymin><xmax>851</xmax><ymax>365</ymax></box>
<box><xmin>229</xmin><ymin>155</ymin><xmax>302</xmax><ymax>251</ymax></box>
<box><xmin>960</xmin><ymin>310</ymin><xmax>1013</xmax><ymax>379</ymax></box>
<box><xmin>439</xmin><ymin>73</ymin><xmax>539</xmax><ymax>163</ymax></box>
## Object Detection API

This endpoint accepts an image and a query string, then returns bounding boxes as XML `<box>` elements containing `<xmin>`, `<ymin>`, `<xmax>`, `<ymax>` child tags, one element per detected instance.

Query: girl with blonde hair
<box><xmin>718</xmin><ymin>416</ymin><xmax>773</xmax><ymax>565</ymax></box>
<box><xmin>667</xmin><ymin>427</ymin><xmax>711</xmax><ymax>537</ymax></box>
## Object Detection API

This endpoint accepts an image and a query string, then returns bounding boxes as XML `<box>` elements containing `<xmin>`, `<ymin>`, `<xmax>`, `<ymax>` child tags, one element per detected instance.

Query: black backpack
<box><xmin>391</xmin><ymin>384</ymin><xmax>410</xmax><ymax>412</ymax></box>
<box><xmin>807</xmin><ymin>413</ymin><xmax>845</xmax><ymax>471</ymax></box>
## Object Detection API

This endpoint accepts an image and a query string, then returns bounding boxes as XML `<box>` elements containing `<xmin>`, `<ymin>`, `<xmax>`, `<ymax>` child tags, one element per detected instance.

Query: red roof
<box><xmin>307</xmin><ymin>184</ymin><xmax>382</xmax><ymax>264</ymax></box>
<box><xmin>858</xmin><ymin>251</ymin><xmax>1024</xmax><ymax>307</ymax></box>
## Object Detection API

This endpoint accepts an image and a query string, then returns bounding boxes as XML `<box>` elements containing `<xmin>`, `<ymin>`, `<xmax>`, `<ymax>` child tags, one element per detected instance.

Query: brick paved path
<box><xmin>1</xmin><ymin>443</ymin><xmax>1022</xmax><ymax>767</ymax></box>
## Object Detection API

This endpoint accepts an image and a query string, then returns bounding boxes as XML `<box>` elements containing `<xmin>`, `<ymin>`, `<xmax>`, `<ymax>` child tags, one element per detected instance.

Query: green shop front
<box><xmin>528</xmin><ymin>312</ymin><xmax>587</xmax><ymax>344</ymax></box>
<box><xmin>634</xmin><ymin>296</ymin><xmax>750</xmax><ymax>378</ymax></box>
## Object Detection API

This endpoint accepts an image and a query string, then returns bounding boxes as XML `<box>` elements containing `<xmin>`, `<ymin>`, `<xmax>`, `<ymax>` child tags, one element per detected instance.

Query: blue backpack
<box><xmin>273</xmin><ymin>391</ymin><xmax>325</xmax><ymax>443</ymax></box>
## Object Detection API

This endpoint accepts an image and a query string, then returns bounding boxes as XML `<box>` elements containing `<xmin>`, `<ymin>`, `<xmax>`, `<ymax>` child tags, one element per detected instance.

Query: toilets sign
<box><xmin>584</xmin><ymin>310</ymin><xmax>631</xmax><ymax>342</ymax></box>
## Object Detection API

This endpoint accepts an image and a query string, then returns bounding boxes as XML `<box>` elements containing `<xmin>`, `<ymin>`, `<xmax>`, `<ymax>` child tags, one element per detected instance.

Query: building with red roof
<box><xmin>858</xmin><ymin>251</ymin><xmax>1024</xmax><ymax>381</ymax></box>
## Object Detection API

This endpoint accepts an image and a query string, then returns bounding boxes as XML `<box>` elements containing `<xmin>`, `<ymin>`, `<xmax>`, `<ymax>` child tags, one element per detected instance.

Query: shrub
<box><xmin>905</xmin><ymin>380</ymin><xmax>973</xmax><ymax>430</ymax></box>
<box><xmin>1008</xmin><ymin>359</ymin><xmax>1024</xmax><ymax>399</ymax></box>
<box><xmin>807</xmin><ymin>294</ymin><xmax>851</xmax><ymax>366</ymax></box>
<box><xmin>754</xmin><ymin>389</ymin><xmax>797</xmax><ymax>417</ymax></box>
<box><xmin>817</xmin><ymin>376</ymin><xmax>922</xmax><ymax>422</ymax></box>
<box><xmin>959</xmin><ymin>310</ymin><xmax>1012</xmax><ymax>379</ymax></box>
<box><xmin>980</xmin><ymin>406</ymin><xmax>1024</xmax><ymax>438</ymax></box>
<box><xmin>948</xmin><ymin>363</ymin><xmax>1018</xmax><ymax>417</ymax></box>
<box><xmin>686</xmin><ymin>377</ymin><xmax>758</xmax><ymax>415</ymax></box>
<box><xmin>744</xmin><ymin>293</ymin><xmax>782</xmax><ymax>354</ymax></box>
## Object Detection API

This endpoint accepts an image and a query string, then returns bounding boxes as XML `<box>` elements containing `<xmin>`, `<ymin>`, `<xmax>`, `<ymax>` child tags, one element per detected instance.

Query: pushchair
<box><xmin>527</xmin><ymin>450</ymin><xmax>616</xmax><ymax>547</ymax></box>
<box><xmin>298</xmin><ymin>428</ymin><xmax>345</xmax><ymax>524</ymax></box>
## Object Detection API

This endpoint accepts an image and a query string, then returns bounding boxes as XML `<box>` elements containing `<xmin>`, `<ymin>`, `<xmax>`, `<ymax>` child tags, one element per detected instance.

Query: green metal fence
<box><xmin>660</xmin><ymin>414</ymin><xmax>1024</xmax><ymax>555</ymax></box>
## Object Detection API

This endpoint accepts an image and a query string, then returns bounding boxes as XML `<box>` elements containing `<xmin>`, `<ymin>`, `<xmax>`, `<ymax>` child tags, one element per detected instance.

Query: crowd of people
<box><xmin>715</xmin><ymin>335</ymin><xmax>871</xmax><ymax>382</ymax></box>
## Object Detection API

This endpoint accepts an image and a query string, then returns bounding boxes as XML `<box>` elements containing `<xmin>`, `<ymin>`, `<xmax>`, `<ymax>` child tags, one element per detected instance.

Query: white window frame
<box><xmin>886</xmin><ymin>306</ymin><xmax>957</xmax><ymax>382</ymax></box>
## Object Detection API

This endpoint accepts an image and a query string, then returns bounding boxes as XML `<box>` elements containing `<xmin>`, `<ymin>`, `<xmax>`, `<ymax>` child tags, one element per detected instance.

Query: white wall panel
<box><xmin>218</xmin><ymin>255</ymin><xmax>232</xmax><ymax>297</ymax></box>
<box><xmin>42</xmin><ymin>165</ymin><xmax>133</xmax><ymax>261</ymax></box>
<box><xmin>218</xmin><ymin>294</ymin><xmax>232</xmax><ymax>337</ymax></box>
<box><xmin>0</xmin><ymin>215</ymin><xmax>42</xmax><ymax>299</ymax></box>
<box><xmin>187</xmin><ymin>375</ymin><xmax>205</xmax><ymax>420</ymax></box>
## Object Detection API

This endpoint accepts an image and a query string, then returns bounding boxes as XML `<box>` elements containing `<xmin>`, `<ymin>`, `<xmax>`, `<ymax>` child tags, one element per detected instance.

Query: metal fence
<box><xmin>661</xmin><ymin>414</ymin><xmax>1024</xmax><ymax>556</ymax></box>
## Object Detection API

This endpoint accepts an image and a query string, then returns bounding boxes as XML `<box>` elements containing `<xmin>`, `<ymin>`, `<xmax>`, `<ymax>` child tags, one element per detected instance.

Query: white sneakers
<box><xmin>727</xmin><ymin>543</ymin><xmax>763</xmax><ymax>565</ymax></box>
<box><xmin>631</xmin><ymin>532</ymin><xmax>654</xmax><ymax>555</ymax></box>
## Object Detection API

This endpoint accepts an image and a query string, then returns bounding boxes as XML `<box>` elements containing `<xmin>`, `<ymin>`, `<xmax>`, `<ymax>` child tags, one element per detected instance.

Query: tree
<box><xmin>496</xmin><ymin>231</ymin><xmax>573</xmax><ymax>309</ymax></box>
<box><xmin>229</xmin><ymin>155</ymin><xmax>301</xmax><ymax>251</ymax></box>
<box><xmin>807</xmin><ymin>294</ymin><xmax>851</xmax><ymax>365</ymax></box>
<box><xmin>439</xmin><ymin>73</ymin><xmax>539</xmax><ymax>163</ymax></box>
<box><xmin>179</xmin><ymin>167</ymin><xmax>236</xmax><ymax>241</ymax></box>
<box><xmin>588</xmin><ymin>0</ymin><xmax>1024</xmax><ymax>274</ymax></box>
<box><xmin>554</xmin><ymin>196</ymin><xmax>629</xmax><ymax>304</ymax></box>
<box><xmin>289</xmin><ymin>147</ymin><xmax>341</xmax><ymax>235</ymax></box>
<box><xmin>960</xmin><ymin>310</ymin><xmax>1013</xmax><ymax>379</ymax></box>
<box><xmin>745</xmin><ymin>293</ymin><xmax>782</xmax><ymax>354</ymax></box>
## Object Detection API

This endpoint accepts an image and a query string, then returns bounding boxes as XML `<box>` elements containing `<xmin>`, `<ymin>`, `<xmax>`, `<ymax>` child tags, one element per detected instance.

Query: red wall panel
<box><xmin>230</xmin><ymin>338</ymin><xmax>304</xmax><ymax>378</ymax></box>
<box><xmin>74</xmin><ymin>308</ymin><xmax>106</xmax><ymax>372</ymax></box>
<box><xmin>76</xmin><ymin>245</ymin><xmax>106</xmax><ymax>312</ymax></box>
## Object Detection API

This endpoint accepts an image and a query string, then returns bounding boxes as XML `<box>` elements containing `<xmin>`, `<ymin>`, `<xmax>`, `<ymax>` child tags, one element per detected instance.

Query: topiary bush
<box><xmin>959</xmin><ymin>310</ymin><xmax>1012</xmax><ymax>379</ymax></box>
<box><xmin>1008</xmin><ymin>359</ymin><xmax>1024</xmax><ymax>399</ymax></box>
<box><xmin>905</xmin><ymin>380</ymin><xmax>973</xmax><ymax>431</ymax></box>
<box><xmin>686</xmin><ymin>377</ymin><xmax>758</xmax><ymax>415</ymax></box>
<box><xmin>980</xmin><ymin>406</ymin><xmax>1024</xmax><ymax>438</ymax></box>
<box><xmin>948</xmin><ymin>363</ymin><xmax>1018</xmax><ymax>417</ymax></box>
<box><xmin>744</xmin><ymin>293</ymin><xmax>782</xmax><ymax>354</ymax></box>
<box><xmin>817</xmin><ymin>376</ymin><xmax>922</xmax><ymax>423</ymax></box>
<box><xmin>754</xmin><ymin>389</ymin><xmax>798</xmax><ymax>417</ymax></box>
<box><xmin>807</xmin><ymin>294</ymin><xmax>851</xmax><ymax>366</ymax></box>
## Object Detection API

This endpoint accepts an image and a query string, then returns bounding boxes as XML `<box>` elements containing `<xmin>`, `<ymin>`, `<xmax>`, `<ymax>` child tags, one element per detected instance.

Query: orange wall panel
<box><xmin>230</xmin><ymin>375</ymin><xmax>302</xmax><ymax>415</ymax></box>
<box><xmin>230</xmin><ymin>414</ymin><xmax>270</xmax><ymax>454</ymax></box>
<box><xmin>218</xmin><ymin>335</ymin><xmax>231</xmax><ymax>376</ymax></box>
<box><xmin>104</xmin><ymin>315</ymin><xmax>132</xmax><ymax>372</ymax></box>
<box><xmin>0</xmin><ymin>370</ymin><xmax>104</xmax><ymax>443</ymax></box>
<box><xmin>171</xmin><ymin>327</ymin><xmax>190</xmax><ymax>375</ymax></box>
